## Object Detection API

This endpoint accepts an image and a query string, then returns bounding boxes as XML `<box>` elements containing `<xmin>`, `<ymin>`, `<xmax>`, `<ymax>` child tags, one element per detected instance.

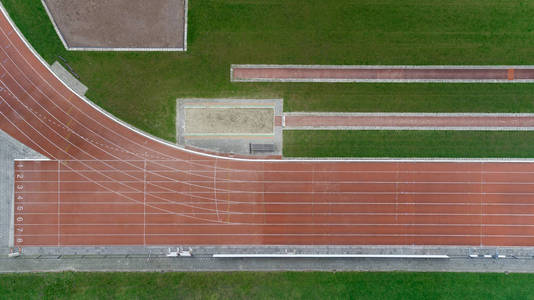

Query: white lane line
<box><xmin>19</xmin><ymin>223</ymin><xmax>534</xmax><ymax>227</ymax></box>
<box><xmin>16</xmin><ymin>212</ymin><xmax>534</xmax><ymax>216</ymax></box>
<box><xmin>17</xmin><ymin>180</ymin><xmax>534</xmax><ymax>185</ymax></box>
<box><xmin>17</xmin><ymin>233</ymin><xmax>534</xmax><ymax>237</ymax></box>
<box><xmin>19</xmin><ymin>201</ymin><xmax>534</xmax><ymax>206</ymax></box>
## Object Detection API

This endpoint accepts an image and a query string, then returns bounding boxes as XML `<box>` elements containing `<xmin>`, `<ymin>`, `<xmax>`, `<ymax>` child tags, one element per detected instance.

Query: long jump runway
<box><xmin>283</xmin><ymin>113</ymin><xmax>534</xmax><ymax>130</ymax></box>
<box><xmin>231</xmin><ymin>65</ymin><xmax>534</xmax><ymax>83</ymax></box>
<box><xmin>2</xmin><ymin>7</ymin><xmax>534</xmax><ymax>247</ymax></box>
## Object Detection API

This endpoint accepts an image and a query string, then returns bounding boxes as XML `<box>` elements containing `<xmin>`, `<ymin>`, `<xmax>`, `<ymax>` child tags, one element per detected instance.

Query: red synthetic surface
<box><xmin>2</xmin><ymin>11</ymin><xmax>534</xmax><ymax>247</ymax></box>
<box><xmin>284</xmin><ymin>115</ymin><xmax>534</xmax><ymax>129</ymax></box>
<box><xmin>232</xmin><ymin>67</ymin><xmax>534</xmax><ymax>81</ymax></box>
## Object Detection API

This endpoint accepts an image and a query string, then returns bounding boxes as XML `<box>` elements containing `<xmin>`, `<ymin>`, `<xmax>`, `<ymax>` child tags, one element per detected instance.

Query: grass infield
<box><xmin>0</xmin><ymin>271</ymin><xmax>532</xmax><ymax>299</ymax></box>
<box><xmin>5</xmin><ymin>0</ymin><xmax>534</xmax><ymax>143</ymax></box>
<box><xmin>284</xmin><ymin>130</ymin><xmax>534</xmax><ymax>158</ymax></box>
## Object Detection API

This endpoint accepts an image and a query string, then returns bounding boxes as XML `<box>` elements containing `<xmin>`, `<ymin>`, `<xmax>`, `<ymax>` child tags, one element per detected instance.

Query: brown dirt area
<box><xmin>184</xmin><ymin>108</ymin><xmax>274</xmax><ymax>134</ymax></box>
<box><xmin>43</xmin><ymin>0</ymin><xmax>186</xmax><ymax>49</ymax></box>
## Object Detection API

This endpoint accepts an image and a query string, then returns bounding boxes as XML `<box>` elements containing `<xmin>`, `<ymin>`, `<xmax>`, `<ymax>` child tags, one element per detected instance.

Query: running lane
<box><xmin>231</xmin><ymin>65</ymin><xmax>534</xmax><ymax>82</ymax></box>
<box><xmin>2</xmin><ymin>8</ymin><xmax>534</xmax><ymax>247</ymax></box>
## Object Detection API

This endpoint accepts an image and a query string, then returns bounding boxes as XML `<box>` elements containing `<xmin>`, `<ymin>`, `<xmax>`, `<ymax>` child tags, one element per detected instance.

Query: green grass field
<box><xmin>1</xmin><ymin>271</ymin><xmax>533</xmax><ymax>299</ymax></box>
<box><xmin>284</xmin><ymin>130</ymin><xmax>534</xmax><ymax>157</ymax></box>
<box><xmin>4</xmin><ymin>0</ymin><xmax>534</xmax><ymax>148</ymax></box>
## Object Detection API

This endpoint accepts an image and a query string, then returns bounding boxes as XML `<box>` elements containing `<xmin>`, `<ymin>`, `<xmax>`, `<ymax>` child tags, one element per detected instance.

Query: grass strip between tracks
<box><xmin>284</xmin><ymin>130</ymin><xmax>534</xmax><ymax>158</ymax></box>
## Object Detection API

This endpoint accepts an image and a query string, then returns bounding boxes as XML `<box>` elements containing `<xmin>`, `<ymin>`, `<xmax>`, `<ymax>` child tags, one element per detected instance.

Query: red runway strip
<box><xmin>231</xmin><ymin>65</ymin><xmax>534</xmax><ymax>82</ymax></box>
<box><xmin>2</xmin><ymin>8</ymin><xmax>534</xmax><ymax>247</ymax></box>
<box><xmin>283</xmin><ymin>113</ymin><xmax>534</xmax><ymax>130</ymax></box>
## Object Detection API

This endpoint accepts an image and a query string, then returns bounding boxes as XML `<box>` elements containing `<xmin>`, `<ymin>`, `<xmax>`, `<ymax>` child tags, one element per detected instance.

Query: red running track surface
<box><xmin>283</xmin><ymin>114</ymin><xmax>534</xmax><ymax>129</ymax></box>
<box><xmin>2</xmin><ymin>9</ymin><xmax>534</xmax><ymax>247</ymax></box>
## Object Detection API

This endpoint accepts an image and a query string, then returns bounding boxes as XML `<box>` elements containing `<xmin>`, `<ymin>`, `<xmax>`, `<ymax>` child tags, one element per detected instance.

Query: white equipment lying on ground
<box><xmin>166</xmin><ymin>248</ymin><xmax>192</xmax><ymax>257</ymax></box>
<box><xmin>469</xmin><ymin>253</ymin><xmax>506</xmax><ymax>259</ymax></box>
<box><xmin>7</xmin><ymin>252</ymin><xmax>20</xmax><ymax>258</ymax></box>
<box><xmin>7</xmin><ymin>247</ymin><xmax>21</xmax><ymax>258</ymax></box>
<box><xmin>213</xmin><ymin>254</ymin><xmax>449</xmax><ymax>259</ymax></box>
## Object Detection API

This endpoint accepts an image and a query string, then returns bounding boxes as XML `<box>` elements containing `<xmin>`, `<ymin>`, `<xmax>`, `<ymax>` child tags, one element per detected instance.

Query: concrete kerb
<box><xmin>40</xmin><ymin>0</ymin><xmax>188</xmax><ymax>52</ymax></box>
<box><xmin>183</xmin><ymin>0</ymin><xmax>188</xmax><ymax>51</ymax></box>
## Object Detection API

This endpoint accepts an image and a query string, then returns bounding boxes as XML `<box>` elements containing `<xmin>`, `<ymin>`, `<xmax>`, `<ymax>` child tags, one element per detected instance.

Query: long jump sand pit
<box><xmin>184</xmin><ymin>107</ymin><xmax>274</xmax><ymax>135</ymax></box>
<box><xmin>177</xmin><ymin>99</ymin><xmax>283</xmax><ymax>156</ymax></box>
<box><xmin>42</xmin><ymin>0</ymin><xmax>187</xmax><ymax>50</ymax></box>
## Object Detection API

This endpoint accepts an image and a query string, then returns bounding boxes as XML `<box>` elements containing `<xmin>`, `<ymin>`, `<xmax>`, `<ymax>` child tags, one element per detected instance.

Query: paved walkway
<box><xmin>232</xmin><ymin>65</ymin><xmax>534</xmax><ymax>83</ymax></box>
<box><xmin>283</xmin><ymin>113</ymin><xmax>534</xmax><ymax>130</ymax></box>
<box><xmin>3</xmin><ymin>245</ymin><xmax>534</xmax><ymax>273</ymax></box>
<box><xmin>0</xmin><ymin>130</ymin><xmax>45</xmax><ymax>249</ymax></box>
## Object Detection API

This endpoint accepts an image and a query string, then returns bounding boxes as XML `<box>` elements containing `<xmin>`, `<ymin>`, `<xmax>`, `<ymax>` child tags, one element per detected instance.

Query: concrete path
<box><xmin>3</xmin><ymin>245</ymin><xmax>534</xmax><ymax>273</ymax></box>
<box><xmin>0</xmin><ymin>130</ymin><xmax>45</xmax><ymax>249</ymax></box>
<box><xmin>232</xmin><ymin>65</ymin><xmax>534</xmax><ymax>83</ymax></box>
<box><xmin>3</xmin><ymin>256</ymin><xmax>534</xmax><ymax>273</ymax></box>
<box><xmin>283</xmin><ymin>113</ymin><xmax>534</xmax><ymax>131</ymax></box>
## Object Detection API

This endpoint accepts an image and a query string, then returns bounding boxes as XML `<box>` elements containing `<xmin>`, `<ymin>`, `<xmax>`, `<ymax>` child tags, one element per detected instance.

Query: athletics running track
<box><xmin>2</xmin><ymin>8</ymin><xmax>534</xmax><ymax>247</ymax></box>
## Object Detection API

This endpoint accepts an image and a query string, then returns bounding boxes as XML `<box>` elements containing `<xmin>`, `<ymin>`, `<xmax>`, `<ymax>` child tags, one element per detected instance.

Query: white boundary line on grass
<box><xmin>230</xmin><ymin>64</ymin><xmax>534</xmax><ymax>83</ymax></box>
<box><xmin>40</xmin><ymin>0</ymin><xmax>187</xmax><ymax>52</ymax></box>
<box><xmin>4</xmin><ymin>4</ymin><xmax>534</xmax><ymax>163</ymax></box>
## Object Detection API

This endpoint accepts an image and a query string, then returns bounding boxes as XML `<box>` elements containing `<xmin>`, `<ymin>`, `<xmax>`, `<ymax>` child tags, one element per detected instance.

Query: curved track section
<box><xmin>2</xmin><ymin>9</ymin><xmax>534</xmax><ymax>247</ymax></box>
